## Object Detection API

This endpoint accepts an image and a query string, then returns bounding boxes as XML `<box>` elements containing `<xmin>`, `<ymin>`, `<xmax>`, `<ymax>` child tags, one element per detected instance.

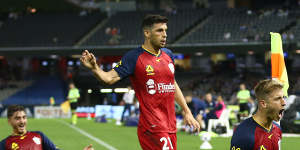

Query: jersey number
<box><xmin>160</xmin><ymin>137</ymin><xmax>174</xmax><ymax>150</ymax></box>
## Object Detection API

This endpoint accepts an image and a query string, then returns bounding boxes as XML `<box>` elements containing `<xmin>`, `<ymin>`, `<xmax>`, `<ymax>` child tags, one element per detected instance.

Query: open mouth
<box><xmin>161</xmin><ymin>40</ymin><xmax>166</xmax><ymax>44</ymax></box>
<box><xmin>18</xmin><ymin>124</ymin><xmax>25</xmax><ymax>130</ymax></box>
<box><xmin>279</xmin><ymin>109</ymin><xmax>285</xmax><ymax>119</ymax></box>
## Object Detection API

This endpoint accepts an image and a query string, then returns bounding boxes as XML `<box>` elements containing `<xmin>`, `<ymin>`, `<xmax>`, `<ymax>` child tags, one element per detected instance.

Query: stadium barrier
<box><xmin>95</xmin><ymin>105</ymin><xmax>134</xmax><ymax>120</ymax></box>
<box><xmin>34</xmin><ymin>106</ymin><xmax>71</xmax><ymax>118</ymax></box>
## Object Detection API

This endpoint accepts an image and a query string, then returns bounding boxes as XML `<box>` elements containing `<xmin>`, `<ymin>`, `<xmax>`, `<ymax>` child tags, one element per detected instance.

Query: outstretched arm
<box><xmin>174</xmin><ymin>81</ymin><xmax>200</xmax><ymax>132</ymax></box>
<box><xmin>80</xmin><ymin>50</ymin><xmax>120</xmax><ymax>85</ymax></box>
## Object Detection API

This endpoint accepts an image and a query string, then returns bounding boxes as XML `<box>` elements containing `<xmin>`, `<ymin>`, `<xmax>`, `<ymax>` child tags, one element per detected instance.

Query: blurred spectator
<box><xmin>185</xmin><ymin>94</ymin><xmax>196</xmax><ymax>117</ymax></box>
<box><xmin>196</xmin><ymin>93</ymin><xmax>215</xmax><ymax>130</ymax></box>
<box><xmin>214</xmin><ymin>95</ymin><xmax>226</xmax><ymax>119</ymax></box>
<box><xmin>236</xmin><ymin>83</ymin><xmax>251</xmax><ymax>121</ymax></box>
<box><xmin>49</xmin><ymin>96</ymin><xmax>55</xmax><ymax>106</ymax></box>
<box><xmin>288</xmin><ymin>32</ymin><xmax>294</xmax><ymax>41</ymax></box>
<box><xmin>204</xmin><ymin>93</ymin><xmax>215</xmax><ymax>110</ymax></box>
<box><xmin>133</xmin><ymin>98</ymin><xmax>140</xmax><ymax>116</ymax></box>
<box><xmin>224</xmin><ymin>32</ymin><xmax>231</xmax><ymax>40</ymax></box>
<box><xmin>105</xmin><ymin>27</ymin><xmax>111</xmax><ymax>35</ymax></box>
<box><xmin>108</xmin><ymin>27</ymin><xmax>122</xmax><ymax>45</ymax></box>
<box><xmin>121</xmin><ymin>86</ymin><xmax>135</xmax><ymax>122</ymax></box>
<box><xmin>193</xmin><ymin>0</ymin><xmax>209</xmax><ymax>9</ymax></box>
<box><xmin>67</xmin><ymin>82</ymin><xmax>80</xmax><ymax>125</ymax></box>
<box><xmin>282</xmin><ymin>32</ymin><xmax>288</xmax><ymax>41</ymax></box>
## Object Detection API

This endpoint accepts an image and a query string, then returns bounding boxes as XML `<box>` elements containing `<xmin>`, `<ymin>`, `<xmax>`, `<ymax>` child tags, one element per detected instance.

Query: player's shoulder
<box><xmin>161</xmin><ymin>47</ymin><xmax>174</xmax><ymax>56</ymax></box>
<box><xmin>121</xmin><ymin>47</ymin><xmax>145</xmax><ymax>61</ymax></box>
<box><xmin>234</xmin><ymin>117</ymin><xmax>257</xmax><ymax>134</ymax></box>
<box><xmin>125</xmin><ymin>47</ymin><xmax>144</xmax><ymax>56</ymax></box>
<box><xmin>0</xmin><ymin>136</ymin><xmax>8</xmax><ymax>144</ymax></box>
<box><xmin>272</xmin><ymin>121</ymin><xmax>282</xmax><ymax>131</ymax></box>
<box><xmin>161</xmin><ymin>47</ymin><xmax>174</xmax><ymax>61</ymax></box>
<box><xmin>0</xmin><ymin>137</ymin><xmax>7</xmax><ymax>149</ymax></box>
<box><xmin>161</xmin><ymin>47</ymin><xmax>173</xmax><ymax>53</ymax></box>
<box><xmin>231</xmin><ymin>118</ymin><xmax>256</xmax><ymax>150</ymax></box>
<box><xmin>31</xmin><ymin>131</ymin><xmax>45</xmax><ymax>137</ymax></box>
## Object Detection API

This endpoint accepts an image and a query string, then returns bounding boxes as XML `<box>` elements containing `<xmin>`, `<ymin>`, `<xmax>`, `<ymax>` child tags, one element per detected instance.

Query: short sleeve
<box><xmin>113</xmin><ymin>48</ymin><xmax>143</xmax><ymax>79</ymax></box>
<box><xmin>161</xmin><ymin>48</ymin><xmax>174</xmax><ymax>63</ymax></box>
<box><xmin>230</xmin><ymin>119</ymin><xmax>255</xmax><ymax>150</ymax></box>
<box><xmin>35</xmin><ymin>131</ymin><xmax>59</xmax><ymax>150</ymax></box>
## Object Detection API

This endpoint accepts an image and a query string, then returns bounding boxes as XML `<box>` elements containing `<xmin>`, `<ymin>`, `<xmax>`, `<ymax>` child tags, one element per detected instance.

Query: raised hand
<box><xmin>80</xmin><ymin>50</ymin><xmax>98</xmax><ymax>70</ymax></box>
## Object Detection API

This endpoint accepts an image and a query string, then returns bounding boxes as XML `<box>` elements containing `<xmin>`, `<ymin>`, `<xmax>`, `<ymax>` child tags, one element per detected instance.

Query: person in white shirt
<box><xmin>121</xmin><ymin>86</ymin><xmax>135</xmax><ymax>122</ymax></box>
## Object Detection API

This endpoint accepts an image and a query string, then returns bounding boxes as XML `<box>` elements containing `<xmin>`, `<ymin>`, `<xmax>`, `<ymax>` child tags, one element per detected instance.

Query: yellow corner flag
<box><xmin>60</xmin><ymin>100</ymin><xmax>70</xmax><ymax>114</ymax></box>
<box><xmin>270</xmin><ymin>32</ymin><xmax>289</xmax><ymax>96</ymax></box>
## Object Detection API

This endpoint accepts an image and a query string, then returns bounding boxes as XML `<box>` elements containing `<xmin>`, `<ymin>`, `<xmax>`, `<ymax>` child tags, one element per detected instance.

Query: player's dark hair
<box><xmin>7</xmin><ymin>105</ymin><xmax>25</xmax><ymax>118</ymax></box>
<box><xmin>142</xmin><ymin>14</ymin><xmax>168</xmax><ymax>30</ymax></box>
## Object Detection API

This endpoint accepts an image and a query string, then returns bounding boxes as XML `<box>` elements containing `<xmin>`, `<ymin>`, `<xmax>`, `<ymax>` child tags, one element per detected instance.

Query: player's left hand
<box><xmin>83</xmin><ymin>144</ymin><xmax>94</xmax><ymax>150</ymax></box>
<box><xmin>183</xmin><ymin>112</ymin><xmax>200</xmax><ymax>133</ymax></box>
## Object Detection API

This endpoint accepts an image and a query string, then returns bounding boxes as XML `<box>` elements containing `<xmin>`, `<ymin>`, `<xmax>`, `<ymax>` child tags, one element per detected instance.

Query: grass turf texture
<box><xmin>1</xmin><ymin>118</ymin><xmax>299</xmax><ymax>150</ymax></box>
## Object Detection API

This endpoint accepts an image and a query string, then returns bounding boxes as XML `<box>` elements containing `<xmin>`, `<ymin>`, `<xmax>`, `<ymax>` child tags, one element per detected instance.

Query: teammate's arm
<box><xmin>174</xmin><ymin>81</ymin><xmax>200</xmax><ymax>132</ymax></box>
<box><xmin>80</xmin><ymin>50</ymin><xmax>121</xmax><ymax>85</ymax></box>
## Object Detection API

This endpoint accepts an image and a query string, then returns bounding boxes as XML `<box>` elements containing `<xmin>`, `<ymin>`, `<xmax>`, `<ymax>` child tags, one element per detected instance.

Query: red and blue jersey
<box><xmin>0</xmin><ymin>131</ymin><xmax>58</xmax><ymax>150</ymax></box>
<box><xmin>114</xmin><ymin>46</ymin><xmax>176</xmax><ymax>133</ymax></box>
<box><xmin>231</xmin><ymin>117</ymin><xmax>282</xmax><ymax>150</ymax></box>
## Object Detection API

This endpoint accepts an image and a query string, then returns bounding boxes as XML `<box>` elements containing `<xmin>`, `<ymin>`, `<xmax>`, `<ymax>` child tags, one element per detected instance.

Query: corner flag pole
<box><xmin>270</xmin><ymin>32</ymin><xmax>289</xmax><ymax>97</ymax></box>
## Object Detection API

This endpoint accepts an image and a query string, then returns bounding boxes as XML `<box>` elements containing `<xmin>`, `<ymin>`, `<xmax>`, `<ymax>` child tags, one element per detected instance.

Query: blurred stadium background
<box><xmin>1</xmin><ymin>0</ymin><xmax>300</xmax><ymax>149</ymax></box>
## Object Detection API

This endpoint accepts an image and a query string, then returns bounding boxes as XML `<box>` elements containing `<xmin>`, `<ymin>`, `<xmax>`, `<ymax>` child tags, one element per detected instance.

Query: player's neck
<box><xmin>253</xmin><ymin>112</ymin><xmax>273</xmax><ymax>131</ymax></box>
<box><xmin>12</xmin><ymin>130</ymin><xmax>27</xmax><ymax>136</ymax></box>
<box><xmin>142</xmin><ymin>42</ymin><xmax>160</xmax><ymax>55</ymax></box>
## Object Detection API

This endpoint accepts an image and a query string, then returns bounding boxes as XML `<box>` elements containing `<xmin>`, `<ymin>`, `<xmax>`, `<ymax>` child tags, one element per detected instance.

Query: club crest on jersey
<box><xmin>168</xmin><ymin>63</ymin><xmax>174</xmax><ymax>74</ymax></box>
<box><xmin>146</xmin><ymin>65</ymin><xmax>155</xmax><ymax>75</ymax></box>
<box><xmin>146</xmin><ymin>79</ymin><xmax>156</xmax><ymax>95</ymax></box>
<box><xmin>32</xmin><ymin>136</ymin><xmax>41</xmax><ymax>145</ymax></box>
<box><xmin>11</xmin><ymin>142</ymin><xmax>19</xmax><ymax>150</ymax></box>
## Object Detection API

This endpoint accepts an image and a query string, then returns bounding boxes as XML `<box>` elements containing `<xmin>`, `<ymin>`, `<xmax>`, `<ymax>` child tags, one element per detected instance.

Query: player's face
<box><xmin>149</xmin><ymin>23</ymin><xmax>167</xmax><ymax>48</ymax></box>
<box><xmin>8</xmin><ymin>111</ymin><xmax>27</xmax><ymax>135</ymax></box>
<box><xmin>265</xmin><ymin>89</ymin><xmax>286</xmax><ymax>121</ymax></box>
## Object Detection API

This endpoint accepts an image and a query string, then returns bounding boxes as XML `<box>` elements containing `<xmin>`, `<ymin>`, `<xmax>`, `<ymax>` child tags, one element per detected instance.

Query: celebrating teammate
<box><xmin>0</xmin><ymin>105</ymin><xmax>94</xmax><ymax>150</ymax></box>
<box><xmin>80</xmin><ymin>14</ymin><xmax>200</xmax><ymax>150</ymax></box>
<box><xmin>231</xmin><ymin>79</ymin><xmax>286</xmax><ymax>150</ymax></box>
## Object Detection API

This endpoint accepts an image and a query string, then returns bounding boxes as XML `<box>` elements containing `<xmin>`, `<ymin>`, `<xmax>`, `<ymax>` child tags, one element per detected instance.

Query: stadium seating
<box><xmin>1</xmin><ymin>76</ymin><xmax>66</xmax><ymax>105</ymax></box>
<box><xmin>0</xmin><ymin>80</ymin><xmax>32</xmax><ymax>102</ymax></box>
<box><xmin>82</xmin><ymin>9</ymin><xmax>210</xmax><ymax>46</ymax></box>
<box><xmin>179</xmin><ymin>8</ymin><xmax>295</xmax><ymax>43</ymax></box>
<box><xmin>0</xmin><ymin>12</ymin><xmax>106</xmax><ymax>47</ymax></box>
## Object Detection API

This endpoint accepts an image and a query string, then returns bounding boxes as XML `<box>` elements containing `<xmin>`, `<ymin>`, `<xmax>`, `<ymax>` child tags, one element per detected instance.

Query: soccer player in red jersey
<box><xmin>80</xmin><ymin>14</ymin><xmax>200</xmax><ymax>150</ymax></box>
<box><xmin>0</xmin><ymin>105</ymin><xmax>94</xmax><ymax>150</ymax></box>
<box><xmin>231</xmin><ymin>79</ymin><xmax>286</xmax><ymax>150</ymax></box>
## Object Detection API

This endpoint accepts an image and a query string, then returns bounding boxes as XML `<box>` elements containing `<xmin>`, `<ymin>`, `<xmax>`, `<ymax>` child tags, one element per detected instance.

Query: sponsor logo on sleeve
<box><xmin>33</xmin><ymin>137</ymin><xmax>41</xmax><ymax>145</ymax></box>
<box><xmin>168</xmin><ymin>63</ymin><xmax>174</xmax><ymax>74</ymax></box>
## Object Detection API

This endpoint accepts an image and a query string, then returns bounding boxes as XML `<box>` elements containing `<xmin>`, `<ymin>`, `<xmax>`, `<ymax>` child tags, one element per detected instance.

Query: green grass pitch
<box><xmin>1</xmin><ymin>118</ymin><xmax>299</xmax><ymax>150</ymax></box>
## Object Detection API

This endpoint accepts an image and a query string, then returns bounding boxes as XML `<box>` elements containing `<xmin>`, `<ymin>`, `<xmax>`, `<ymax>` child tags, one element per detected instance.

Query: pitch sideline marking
<box><xmin>59</xmin><ymin>120</ymin><xmax>118</xmax><ymax>150</ymax></box>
